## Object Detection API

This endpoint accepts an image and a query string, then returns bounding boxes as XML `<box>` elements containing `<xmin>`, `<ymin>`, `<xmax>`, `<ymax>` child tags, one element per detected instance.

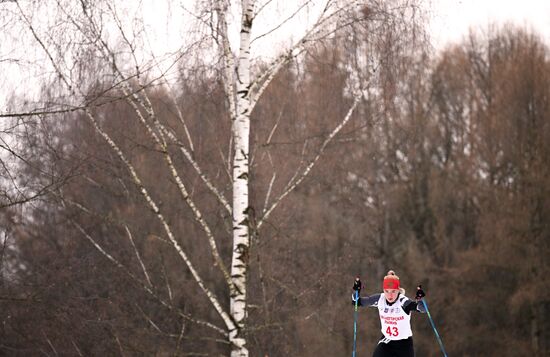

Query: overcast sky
<box><xmin>138</xmin><ymin>0</ymin><xmax>550</xmax><ymax>58</ymax></box>
<box><xmin>429</xmin><ymin>0</ymin><xmax>550</xmax><ymax>48</ymax></box>
<box><xmin>1</xmin><ymin>0</ymin><xmax>549</xmax><ymax>110</ymax></box>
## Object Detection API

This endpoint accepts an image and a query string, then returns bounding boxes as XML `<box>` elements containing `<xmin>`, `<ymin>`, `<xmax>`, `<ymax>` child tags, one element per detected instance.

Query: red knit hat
<box><xmin>382</xmin><ymin>270</ymin><xmax>400</xmax><ymax>289</ymax></box>
<box><xmin>383</xmin><ymin>277</ymin><xmax>400</xmax><ymax>289</ymax></box>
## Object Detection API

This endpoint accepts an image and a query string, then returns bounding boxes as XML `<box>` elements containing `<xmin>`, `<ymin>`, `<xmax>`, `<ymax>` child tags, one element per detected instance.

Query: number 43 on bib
<box><xmin>386</xmin><ymin>326</ymin><xmax>399</xmax><ymax>337</ymax></box>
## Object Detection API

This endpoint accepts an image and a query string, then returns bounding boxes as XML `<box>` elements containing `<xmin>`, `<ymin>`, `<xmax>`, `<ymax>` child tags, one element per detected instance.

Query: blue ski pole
<box><xmin>352</xmin><ymin>276</ymin><xmax>362</xmax><ymax>357</ymax></box>
<box><xmin>422</xmin><ymin>299</ymin><xmax>448</xmax><ymax>357</ymax></box>
<box><xmin>352</xmin><ymin>289</ymin><xmax>359</xmax><ymax>357</ymax></box>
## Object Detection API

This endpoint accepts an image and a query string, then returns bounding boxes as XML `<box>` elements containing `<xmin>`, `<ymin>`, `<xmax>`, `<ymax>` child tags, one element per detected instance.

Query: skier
<box><xmin>352</xmin><ymin>270</ymin><xmax>426</xmax><ymax>357</ymax></box>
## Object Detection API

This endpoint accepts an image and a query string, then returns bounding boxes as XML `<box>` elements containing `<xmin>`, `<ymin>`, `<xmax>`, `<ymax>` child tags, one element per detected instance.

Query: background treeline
<box><xmin>1</xmin><ymin>25</ymin><xmax>549</xmax><ymax>356</ymax></box>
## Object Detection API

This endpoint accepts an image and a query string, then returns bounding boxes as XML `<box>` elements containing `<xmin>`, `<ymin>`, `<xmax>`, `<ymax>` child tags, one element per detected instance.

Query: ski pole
<box><xmin>422</xmin><ymin>299</ymin><xmax>448</xmax><ymax>357</ymax></box>
<box><xmin>352</xmin><ymin>289</ymin><xmax>359</xmax><ymax>357</ymax></box>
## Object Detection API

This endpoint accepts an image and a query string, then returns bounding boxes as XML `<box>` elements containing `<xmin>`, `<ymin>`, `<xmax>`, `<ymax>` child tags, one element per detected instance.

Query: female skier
<box><xmin>352</xmin><ymin>270</ymin><xmax>426</xmax><ymax>357</ymax></box>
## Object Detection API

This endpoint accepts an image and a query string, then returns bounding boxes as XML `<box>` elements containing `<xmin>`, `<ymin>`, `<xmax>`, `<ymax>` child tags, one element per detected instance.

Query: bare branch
<box><xmin>70</xmin><ymin>217</ymin><xmax>227</xmax><ymax>337</ymax></box>
<box><xmin>69</xmin><ymin>3</ymin><xmax>234</xmax><ymax>290</ymax></box>
<box><xmin>16</xmin><ymin>0</ymin><xmax>236</xmax><ymax>331</ymax></box>
<box><xmin>258</xmin><ymin>93</ymin><xmax>362</xmax><ymax>229</ymax></box>
<box><xmin>43</xmin><ymin>331</ymin><xmax>58</xmax><ymax>357</ymax></box>
<box><xmin>71</xmin><ymin>341</ymin><xmax>83</xmax><ymax>357</ymax></box>
<box><xmin>262</xmin><ymin>173</ymin><xmax>276</xmax><ymax>216</ymax></box>
<box><xmin>124</xmin><ymin>225</ymin><xmax>153</xmax><ymax>288</ymax></box>
<box><xmin>250</xmin><ymin>0</ymin><xmax>314</xmax><ymax>45</ymax></box>
<box><xmin>214</xmin><ymin>0</ymin><xmax>237</xmax><ymax>123</ymax></box>
<box><xmin>249</xmin><ymin>0</ymin><xmax>360</xmax><ymax>111</ymax></box>
<box><xmin>159</xmin><ymin>255</ymin><xmax>174</xmax><ymax>302</ymax></box>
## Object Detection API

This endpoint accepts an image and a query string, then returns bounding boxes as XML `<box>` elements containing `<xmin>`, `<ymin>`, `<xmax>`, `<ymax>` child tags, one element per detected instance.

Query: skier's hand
<box><xmin>352</xmin><ymin>276</ymin><xmax>362</xmax><ymax>291</ymax></box>
<box><xmin>415</xmin><ymin>285</ymin><xmax>426</xmax><ymax>301</ymax></box>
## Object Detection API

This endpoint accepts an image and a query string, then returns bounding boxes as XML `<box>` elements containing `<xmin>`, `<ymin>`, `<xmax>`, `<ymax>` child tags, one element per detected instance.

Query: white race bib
<box><xmin>377</xmin><ymin>294</ymin><xmax>413</xmax><ymax>340</ymax></box>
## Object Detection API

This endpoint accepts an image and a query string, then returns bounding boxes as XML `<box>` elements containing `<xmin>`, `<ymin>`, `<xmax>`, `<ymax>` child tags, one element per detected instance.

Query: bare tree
<box><xmin>1</xmin><ymin>0</ymin><xmax>427</xmax><ymax>355</ymax></box>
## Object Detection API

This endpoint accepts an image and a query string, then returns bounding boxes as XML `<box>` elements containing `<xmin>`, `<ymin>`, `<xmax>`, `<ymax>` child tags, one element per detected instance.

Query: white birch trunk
<box><xmin>229</xmin><ymin>1</ymin><xmax>255</xmax><ymax>356</ymax></box>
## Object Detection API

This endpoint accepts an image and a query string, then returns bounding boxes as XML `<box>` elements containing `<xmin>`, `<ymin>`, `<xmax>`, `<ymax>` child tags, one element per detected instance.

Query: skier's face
<box><xmin>384</xmin><ymin>289</ymin><xmax>399</xmax><ymax>302</ymax></box>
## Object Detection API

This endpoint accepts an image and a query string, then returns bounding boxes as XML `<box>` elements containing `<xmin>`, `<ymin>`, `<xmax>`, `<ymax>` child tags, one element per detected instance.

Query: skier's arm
<box><xmin>352</xmin><ymin>293</ymin><xmax>381</xmax><ymax>308</ymax></box>
<box><xmin>402</xmin><ymin>297</ymin><xmax>426</xmax><ymax>314</ymax></box>
<box><xmin>363</xmin><ymin>293</ymin><xmax>381</xmax><ymax>307</ymax></box>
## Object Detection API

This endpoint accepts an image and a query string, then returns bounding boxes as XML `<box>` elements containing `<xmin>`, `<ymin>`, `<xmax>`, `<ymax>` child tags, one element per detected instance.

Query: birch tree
<box><xmin>1</xmin><ymin>0</ymin><xmax>426</xmax><ymax>355</ymax></box>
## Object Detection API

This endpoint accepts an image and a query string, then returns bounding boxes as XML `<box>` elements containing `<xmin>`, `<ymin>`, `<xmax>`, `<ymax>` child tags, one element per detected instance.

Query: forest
<box><xmin>1</xmin><ymin>1</ymin><xmax>549</xmax><ymax>356</ymax></box>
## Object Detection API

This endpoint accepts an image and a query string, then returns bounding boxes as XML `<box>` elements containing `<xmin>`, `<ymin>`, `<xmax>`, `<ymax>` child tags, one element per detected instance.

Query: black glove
<box><xmin>352</xmin><ymin>277</ymin><xmax>362</xmax><ymax>306</ymax></box>
<box><xmin>415</xmin><ymin>285</ymin><xmax>426</xmax><ymax>301</ymax></box>
<box><xmin>353</xmin><ymin>277</ymin><xmax>362</xmax><ymax>292</ymax></box>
